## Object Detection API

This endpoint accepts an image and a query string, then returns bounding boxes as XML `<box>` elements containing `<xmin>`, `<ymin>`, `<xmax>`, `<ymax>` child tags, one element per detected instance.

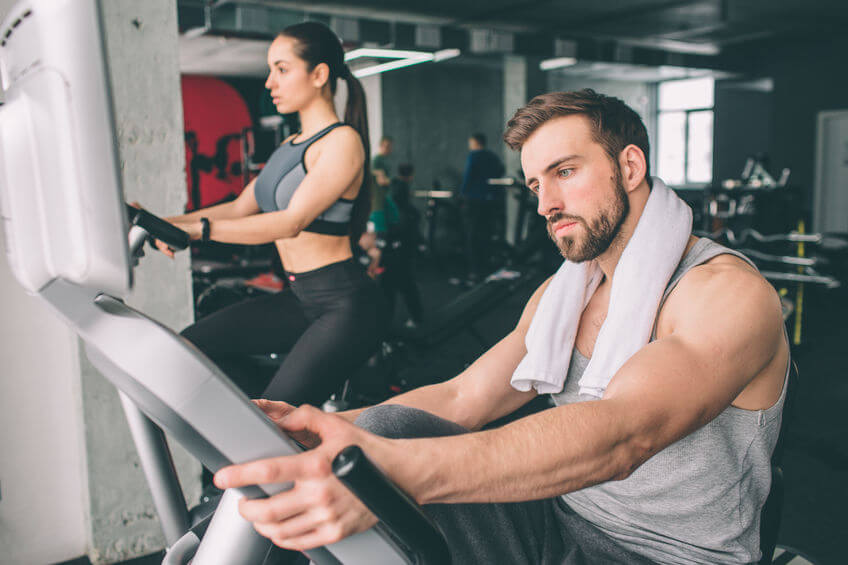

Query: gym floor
<box><xmin>58</xmin><ymin>250</ymin><xmax>846</xmax><ymax>565</ymax></box>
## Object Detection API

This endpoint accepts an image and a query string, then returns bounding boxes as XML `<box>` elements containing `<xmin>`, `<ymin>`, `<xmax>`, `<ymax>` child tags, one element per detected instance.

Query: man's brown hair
<box><xmin>504</xmin><ymin>89</ymin><xmax>651</xmax><ymax>179</ymax></box>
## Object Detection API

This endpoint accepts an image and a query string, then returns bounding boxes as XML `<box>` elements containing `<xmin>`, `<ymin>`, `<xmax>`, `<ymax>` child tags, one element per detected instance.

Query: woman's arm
<box><xmin>190</xmin><ymin>127</ymin><xmax>365</xmax><ymax>245</ymax></box>
<box><xmin>165</xmin><ymin>179</ymin><xmax>261</xmax><ymax>224</ymax></box>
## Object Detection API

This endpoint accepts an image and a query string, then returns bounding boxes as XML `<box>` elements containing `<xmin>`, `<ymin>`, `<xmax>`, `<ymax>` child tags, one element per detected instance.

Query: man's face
<box><xmin>380</xmin><ymin>140</ymin><xmax>393</xmax><ymax>155</ymax></box>
<box><xmin>521</xmin><ymin>115</ymin><xmax>629</xmax><ymax>263</ymax></box>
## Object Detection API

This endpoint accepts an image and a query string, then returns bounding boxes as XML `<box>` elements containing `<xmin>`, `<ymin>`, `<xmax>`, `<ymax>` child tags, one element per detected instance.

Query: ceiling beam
<box><xmin>447</xmin><ymin>0</ymin><xmax>557</xmax><ymax>27</ymax></box>
<box><xmin>538</xmin><ymin>0</ymin><xmax>713</xmax><ymax>34</ymax></box>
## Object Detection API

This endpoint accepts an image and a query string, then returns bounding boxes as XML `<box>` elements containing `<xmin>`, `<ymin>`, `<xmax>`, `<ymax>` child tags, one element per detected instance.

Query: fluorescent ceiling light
<box><xmin>433</xmin><ymin>48</ymin><xmax>460</xmax><ymax>62</ymax></box>
<box><xmin>345</xmin><ymin>48</ymin><xmax>433</xmax><ymax>62</ymax></box>
<box><xmin>539</xmin><ymin>57</ymin><xmax>578</xmax><ymax>71</ymax></box>
<box><xmin>352</xmin><ymin>56</ymin><xmax>430</xmax><ymax>78</ymax></box>
<box><xmin>345</xmin><ymin>46</ymin><xmax>460</xmax><ymax>78</ymax></box>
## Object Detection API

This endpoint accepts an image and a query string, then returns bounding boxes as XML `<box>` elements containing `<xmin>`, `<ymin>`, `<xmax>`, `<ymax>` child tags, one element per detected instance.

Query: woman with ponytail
<box><xmin>154</xmin><ymin>21</ymin><xmax>384</xmax><ymax>407</ymax></box>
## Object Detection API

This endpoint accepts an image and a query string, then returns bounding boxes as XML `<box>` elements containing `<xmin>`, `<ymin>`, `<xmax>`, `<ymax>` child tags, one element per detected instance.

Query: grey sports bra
<box><xmin>254</xmin><ymin>122</ymin><xmax>355</xmax><ymax>236</ymax></box>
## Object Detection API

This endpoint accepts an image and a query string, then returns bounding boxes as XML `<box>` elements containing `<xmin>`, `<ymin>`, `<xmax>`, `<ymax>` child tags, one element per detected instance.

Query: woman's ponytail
<box><xmin>342</xmin><ymin>67</ymin><xmax>371</xmax><ymax>243</ymax></box>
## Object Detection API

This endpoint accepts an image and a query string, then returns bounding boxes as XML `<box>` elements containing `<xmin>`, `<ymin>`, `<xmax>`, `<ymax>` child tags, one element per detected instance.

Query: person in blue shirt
<box><xmin>459</xmin><ymin>132</ymin><xmax>505</xmax><ymax>282</ymax></box>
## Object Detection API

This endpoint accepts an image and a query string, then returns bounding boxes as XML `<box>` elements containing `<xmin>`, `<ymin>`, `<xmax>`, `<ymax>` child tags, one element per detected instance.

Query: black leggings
<box><xmin>181</xmin><ymin>259</ymin><xmax>385</xmax><ymax>406</ymax></box>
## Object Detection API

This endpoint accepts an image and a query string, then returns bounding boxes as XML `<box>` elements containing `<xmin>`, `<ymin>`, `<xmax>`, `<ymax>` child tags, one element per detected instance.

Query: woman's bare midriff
<box><xmin>275</xmin><ymin>232</ymin><xmax>353</xmax><ymax>273</ymax></box>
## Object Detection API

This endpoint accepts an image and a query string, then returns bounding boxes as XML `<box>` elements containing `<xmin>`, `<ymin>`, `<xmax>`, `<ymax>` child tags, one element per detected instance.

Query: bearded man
<box><xmin>216</xmin><ymin>90</ymin><xmax>789</xmax><ymax>565</ymax></box>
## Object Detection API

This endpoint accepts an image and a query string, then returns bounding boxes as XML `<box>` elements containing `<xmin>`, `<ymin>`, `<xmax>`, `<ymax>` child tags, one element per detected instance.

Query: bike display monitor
<box><xmin>0</xmin><ymin>0</ymin><xmax>131</xmax><ymax>296</ymax></box>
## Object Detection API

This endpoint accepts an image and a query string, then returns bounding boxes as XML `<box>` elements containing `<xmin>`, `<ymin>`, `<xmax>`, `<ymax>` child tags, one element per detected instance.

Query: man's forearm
<box><xmin>384</xmin><ymin>398</ymin><xmax>645</xmax><ymax>506</ymax></box>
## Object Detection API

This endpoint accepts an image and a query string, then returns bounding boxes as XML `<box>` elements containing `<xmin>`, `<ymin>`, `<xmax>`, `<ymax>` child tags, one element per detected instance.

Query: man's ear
<box><xmin>618</xmin><ymin>144</ymin><xmax>647</xmax><ymax>191</ymax></box>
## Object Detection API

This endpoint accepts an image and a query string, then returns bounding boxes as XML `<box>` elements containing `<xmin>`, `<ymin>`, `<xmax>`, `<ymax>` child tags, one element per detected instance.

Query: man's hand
<box><xmin>254</xmin><ymin>398</ymin><xmax>297</xmax><ymax>421</ymax></box>
<box><xmin>253</xmin><ymin>399</ymin><xmax>320</xmax><ymax>449</ymax></box>
<box><xmin>214</xmin><ymin>405</ymin><xmax>382</xmax><ymax>551</ymax></box>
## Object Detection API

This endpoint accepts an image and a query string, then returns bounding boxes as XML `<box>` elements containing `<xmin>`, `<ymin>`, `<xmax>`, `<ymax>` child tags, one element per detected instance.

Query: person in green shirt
<box><xmin>372</xmin><ymin>135</ymin><xmax>394</xmax><ymax>185</ymax></box>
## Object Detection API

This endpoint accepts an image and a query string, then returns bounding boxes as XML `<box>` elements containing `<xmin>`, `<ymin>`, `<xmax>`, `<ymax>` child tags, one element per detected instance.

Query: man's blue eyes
<box><xmin>528</xmin><ymin>169</ymin><xmax>574</xmax><ymax>193</ymax></box>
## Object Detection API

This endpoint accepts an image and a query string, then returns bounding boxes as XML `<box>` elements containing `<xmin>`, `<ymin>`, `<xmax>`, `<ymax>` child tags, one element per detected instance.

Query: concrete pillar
<box><xmin>502</xmin><ymin>55</ymin><xmax>546</xmax><ymax>244</ymax></box>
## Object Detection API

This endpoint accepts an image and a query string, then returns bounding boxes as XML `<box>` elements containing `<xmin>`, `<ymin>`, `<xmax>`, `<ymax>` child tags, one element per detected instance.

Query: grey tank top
<box><xmin>253</xmin><ymin>122</ymin><xmax>355</xmax><ymax>236</ymax></box>
<box><xmin>552</xmin><ymin>238</ymin><xmax>788</xmax><ymax>564</ymax></box>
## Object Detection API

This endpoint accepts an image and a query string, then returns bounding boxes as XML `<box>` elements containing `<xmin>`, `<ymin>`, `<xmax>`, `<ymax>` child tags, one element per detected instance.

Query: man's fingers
<box><xmin>239</xmin><ymin>490</ymin><xmax>311</xmax><ymax>524</ymax></box>
<box><xmin>275</xmin><ymin>525</ymin><xmax>344</xmax><ymax>551</ymax></box>
<box><xmin>253</xmin><ymin>399</ymin><xmax>294</xmax><ymax>418</ymax></box>
<box><xmin>274</xmin><ymin>512</ymin><xmax>366</xmax><ymax>551</ymax></box>
<box><xmin>252</xmin><ymin>506</ymin><xmax>328</xmax><ymax>542</ymax></box>
<box><xmin>214</xmin><ymin>447</ymin><xmax>335</xmax><ymax>489</ymax></box>
<box><xmin>215</xmin><ymin>453</ymin><xmax>308</xmax><ymax>489</ymax></box>
<box><xmin>278</xmin><ymin>404</ymin><xmax>333</xmax><ymax>435</ymax></box>
<box><xmin>253</xmin><ymin>398</ymin><xmax>274</xmax><ymax>410</ymax></box>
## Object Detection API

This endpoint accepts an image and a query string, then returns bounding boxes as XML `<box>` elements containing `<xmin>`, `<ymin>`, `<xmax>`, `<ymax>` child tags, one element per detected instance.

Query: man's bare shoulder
<box><xmin>653</xmin><ymin>252</ymin><xmax>788</xmax><ymax>410</ymax></box>
<box><xmin>657</xmin><ymin>252</ymin><xmax>781</xmax><ymax>338</ymax></box>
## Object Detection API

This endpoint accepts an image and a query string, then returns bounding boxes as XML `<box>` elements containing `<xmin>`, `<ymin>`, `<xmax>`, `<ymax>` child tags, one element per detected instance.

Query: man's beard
<box><xmin>546</xmin><ymin>172</ymin><xmax>630</xmax><ymax>263</ymax></box>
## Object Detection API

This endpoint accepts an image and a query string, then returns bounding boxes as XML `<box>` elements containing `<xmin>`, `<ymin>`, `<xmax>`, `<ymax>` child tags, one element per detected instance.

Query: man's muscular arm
<box><xmin>376</xmin><ymin>262</ymin><xmax>787</xmax><ymax>505</ymax></box>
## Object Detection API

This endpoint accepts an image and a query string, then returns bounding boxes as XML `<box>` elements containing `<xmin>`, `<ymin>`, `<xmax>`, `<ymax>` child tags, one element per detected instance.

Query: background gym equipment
<box><xmin>181</xmin><ymin>75</ymin><xmax>252</xmax><ymax>211</ymax></box>
<box><xmin>696</xmin><ymin>226</ymin><xmax>846</xmax><ymax>346</ymax></box>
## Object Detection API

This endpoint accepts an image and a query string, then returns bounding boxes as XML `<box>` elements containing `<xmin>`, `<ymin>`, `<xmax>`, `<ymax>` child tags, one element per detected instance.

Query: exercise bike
<box><xmin>0</xmin><ymin>1</ymin><xmax>449</xmax><ymax>563</ymax></box>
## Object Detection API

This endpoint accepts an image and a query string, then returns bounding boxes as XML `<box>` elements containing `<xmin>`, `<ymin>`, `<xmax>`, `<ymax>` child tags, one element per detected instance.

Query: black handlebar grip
<box><xmin>126</xmin><ymin>204</ymin><xmax>190</xmax><ymax>250</ymax></box>
<box><xmin>332</xmin><ymin>445</ymin><xmax>451</xmax><ymax>565</ymax></box>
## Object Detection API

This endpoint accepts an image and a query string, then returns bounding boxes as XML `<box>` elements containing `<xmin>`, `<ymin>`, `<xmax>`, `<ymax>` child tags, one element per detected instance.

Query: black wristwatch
<box><xmin>200</xmin><ymin>217</ymin><xmax>210</xmax><ymax>243</ymax></box>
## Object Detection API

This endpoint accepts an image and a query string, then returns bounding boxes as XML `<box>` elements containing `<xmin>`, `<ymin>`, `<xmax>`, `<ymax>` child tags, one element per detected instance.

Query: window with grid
<box><xmin>656</xmin><ymin>77</ymin><xmax>714</xmax><ymax>186</ymax></box>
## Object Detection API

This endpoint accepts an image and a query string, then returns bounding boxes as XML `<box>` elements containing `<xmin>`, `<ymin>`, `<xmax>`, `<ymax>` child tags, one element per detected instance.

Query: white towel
<box><xmin>511</xmin><ymin>177</ymin><xmax>692</xmax><ymax>398</ymax></box>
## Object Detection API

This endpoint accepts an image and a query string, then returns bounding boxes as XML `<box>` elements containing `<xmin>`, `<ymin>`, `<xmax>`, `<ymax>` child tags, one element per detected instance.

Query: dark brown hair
<box><xmin>279</xmin><ymin>21</ymin><xmax>371</xmax><ymax>241</ymax></box>
<box><xmin>504</xmin><ymin>89</ymin><xmax>650</xmax><ymax>179</ymax></box>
